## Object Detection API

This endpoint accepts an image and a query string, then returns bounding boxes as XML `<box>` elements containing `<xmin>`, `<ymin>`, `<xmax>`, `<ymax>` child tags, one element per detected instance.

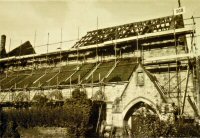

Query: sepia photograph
<box><xmin>0</xmin><ymin>0</ymin><xmax>200</xmax><ymax>137</ymax></box>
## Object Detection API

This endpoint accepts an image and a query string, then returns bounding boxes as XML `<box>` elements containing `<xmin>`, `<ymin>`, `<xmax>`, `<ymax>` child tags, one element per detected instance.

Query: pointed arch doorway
<box><xmin>122</xmin><ymin>97</ymin><xmax>160</xmax><ymax>135</ymax></box>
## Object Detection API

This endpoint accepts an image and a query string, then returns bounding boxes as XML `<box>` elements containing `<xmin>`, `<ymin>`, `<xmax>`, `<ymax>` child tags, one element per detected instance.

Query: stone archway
<box><xmin>123</xmin><ymin>102</ymin><xmax>156</xmax><ymax>122</ymax></box>
<box><xmin>122</xmin><ymin>97</ymin><xmax>159</xmax><ymax>127</ymax></box>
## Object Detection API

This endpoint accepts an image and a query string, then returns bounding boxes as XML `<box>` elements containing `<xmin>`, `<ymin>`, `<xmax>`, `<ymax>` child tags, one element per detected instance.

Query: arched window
<box><xmin>137</xmin><ymin>71</ymin><xmax>144</xmax><ymax>86</ymax></box>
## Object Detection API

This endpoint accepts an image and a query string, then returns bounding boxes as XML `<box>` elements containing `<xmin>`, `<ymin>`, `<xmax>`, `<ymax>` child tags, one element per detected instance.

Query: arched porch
<box><xmin>122</xmin><ymin>97</ymin><xmax>160</xmax><ymax>134</ymax></box>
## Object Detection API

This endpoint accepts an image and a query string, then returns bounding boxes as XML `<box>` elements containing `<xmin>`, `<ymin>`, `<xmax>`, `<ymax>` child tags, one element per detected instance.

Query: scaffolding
<box><xmin>0</xmin><ymin>14</ymin><xmax>199</xmax><ymax>117</ymax></box>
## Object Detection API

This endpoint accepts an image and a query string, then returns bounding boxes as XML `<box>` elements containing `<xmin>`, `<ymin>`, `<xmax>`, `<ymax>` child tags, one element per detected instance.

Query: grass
<box><xmin>18</xmin><ymin>127</ymin><xmax>68</xmax><ymax>138</ymax></box>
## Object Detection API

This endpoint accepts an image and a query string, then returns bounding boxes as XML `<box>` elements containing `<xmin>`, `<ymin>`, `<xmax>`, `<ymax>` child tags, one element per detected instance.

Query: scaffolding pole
<box><xmin>168</xmin><ymin>63</ymin><xmax>171</xmax><ymax>97</ymax></box>
<box><xmin>60</xmin><ymin>28</ymin><xmax>62</xmax><ymax>63</ymax></box>
<box><xmin>191</xmin><ymin>17</ymin><xmax>200</xmax><ymax>114</ymax></box>
<box><xmin>46</xmin><ymin>33</ymin><xmax>50</xmax><ymax>64</ymax></box>
<box><xmin>33</xmin><ymin>30</ymin><xmax>37</xmax><ymax>69</ymax></box>
<box><xmin>181</xmin><ymin>64</ymin><xmax>190</xmax><ymax>114</ymax></box>
<box><xmin>96</xmin><ymin>17</ymin><xmax>99</xmax><ymax>63</ymax></box>
<box><xmin>173</xmin><ymin>14</ymin><xmax>181</xmax><ymax>112</ymax></box>
<box><xmin>92</xmin><ymin>73</ymin><xmax>94</xmax><ymax>97</ymax></box>
<box><xmin>196</xmin><ymin>56</ymin><xmax>200</xmax><ymax>114</ymax></box>
<box><xmin>77</xmin><ymin>27</ymin><xmax>79</xmax><ymax>63</ymax></box>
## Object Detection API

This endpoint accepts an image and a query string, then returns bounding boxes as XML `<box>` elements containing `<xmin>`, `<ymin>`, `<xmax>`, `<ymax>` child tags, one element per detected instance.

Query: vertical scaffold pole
<box><xmin>182</xmin><ymin>64</ymin><xmax>190</xmax><ymax>114</ymax></box>
<box><xmin>114</xmin><ymin>27</ymin><xmax>117</xmax><ymax>64</ymax></box>
<box><xmin>70</xmin><ymin>76</ymin><xmax>72</xmax><ymax>97</ymax></box>
<box><xmin>136</xmin><ymin>33</ymin><xmax>139</xmax><ymax>63</ymax></box>
<box><xmin>99</xmin><ymin>73</ymin><xmax>101</xmax><ymax>83</ymax></box>
<box><xmin>77</xmin><ymin>27</ymin><xmax>79</xmax><ymax>63</ymax></box>
<box><xmin>173</xmin><ymin>12</ymin><xmax>180</xmax><ymax>114</ymax></box>
<box><xmin>47</xmin><ymin>33</ymin><xmax>49</xmax><ymax>54</ymax></box>
<box><xmin>178</xmin><ymin>0</ymin><xmax>181</xmax><ymax>7</ymax></box>
<box><xmin>168</xmin><ymin>63</ymin><xmax>170</xmax><ymax>97</ymax></box>
<box><xmin>191</xmin><ymin>16</ymin><xmax>200</xmax><ymax>113</ymax></box>
<box><xmin>60</xmin><ymin>28</ymin><xmax>62</xmax><ymax>63</ymax></box>
<box><xmin>96</xmin><ymin>16</ymin><xmax>99</xmax><ymax>63</ymax></box>
<box><xmin>196</xmin><ymin>55</ymin><xmax>200</xmax><ymax>114</ymax></box>
<box><xmin>92</xmin><ymin>73</ymin><xmax>94</xmax><ymax>97</ymax></box>
<box><xmin>46</xmin><ymin>33</ymin><xmax>50</xmax><ymax>64</ymax></box>
<box><xmin>33</xmin><ymin>30</ymin><xmax>37</xmax><ymax>69</ymax></box>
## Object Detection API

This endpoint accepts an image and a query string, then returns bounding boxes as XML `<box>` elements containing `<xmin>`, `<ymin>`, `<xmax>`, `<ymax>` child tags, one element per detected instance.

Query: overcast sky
<box><xmin>0</xmin><ymin>0</ymin><xmax>200</xmax><ymax>54</ymax></box>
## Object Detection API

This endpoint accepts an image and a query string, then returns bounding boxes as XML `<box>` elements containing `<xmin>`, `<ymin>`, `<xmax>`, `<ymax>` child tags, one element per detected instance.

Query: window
<box><xmin>137</xmin><ymin>71</ymin><xmax>144</xmax><ymax>86</ymax></box>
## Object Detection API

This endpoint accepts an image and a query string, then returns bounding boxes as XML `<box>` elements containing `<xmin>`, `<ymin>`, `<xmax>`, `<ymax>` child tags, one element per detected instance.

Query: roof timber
<box><xmin>74</xmin><ymin>15</ymin><xmax>184</xmax><ymax>47</ymax></box>
<box><xmin>0</xmin><ymin>27</ymin><xmax>193</xmax><ymax>63</ymax></box>
<box><xmin>73</xmin><ymin>27</ymin><xmax>193</xmax><ymax>50</ymax></box>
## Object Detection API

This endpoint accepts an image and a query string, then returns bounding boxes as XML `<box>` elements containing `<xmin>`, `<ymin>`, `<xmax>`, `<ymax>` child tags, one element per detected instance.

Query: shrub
<box><xmin>0</xmin><ymin>108</ymin><xmax>7</xmax><ymax>137</ymax></box>
<box><xmin>32</xmin><ymin>94</ymin><xmax>48</xmax><ymax>107</ymax></box>
<box><xmin>3</xmin><ymin>88</ymin><xmax>95</xmax><ymax>137</ymax></box>
<box><xmin>129</xmin><ymin>110</ymin><xmax>200</xmax><ymax>137</ymax></box>
<box><xmin>2</xmin><ymin>120</ymin><xmax>20</xmax><ymax>138</ymax></box>
<box><xmin>72</xmin><ymin>88</ymin><xmax>87</xmax><ymax>99</ymax></box>
<box><xmin>63</xmin><ymin>88</ymin><xmax>92</xmax><ymax>137</ymax></box>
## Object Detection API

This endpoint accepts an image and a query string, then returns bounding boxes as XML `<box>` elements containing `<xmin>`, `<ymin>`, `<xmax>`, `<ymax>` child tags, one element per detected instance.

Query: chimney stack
<box><xmin>0</xmin><ymin>35</ymin><xmax>6</xmax><ymax>58</ymax></box>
